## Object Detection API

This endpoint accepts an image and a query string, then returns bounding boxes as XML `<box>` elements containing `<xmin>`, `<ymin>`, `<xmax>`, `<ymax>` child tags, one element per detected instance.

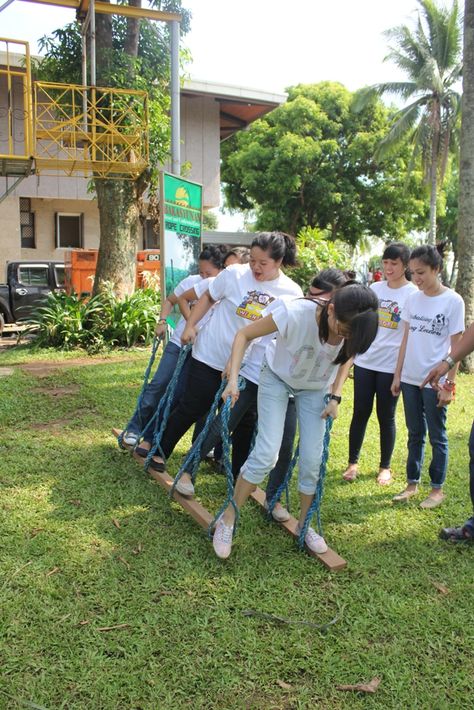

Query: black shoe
<box><xmin>439</xmin><ymin>525</ymin><xmax>474</xmax><ymax>542</ymax></box>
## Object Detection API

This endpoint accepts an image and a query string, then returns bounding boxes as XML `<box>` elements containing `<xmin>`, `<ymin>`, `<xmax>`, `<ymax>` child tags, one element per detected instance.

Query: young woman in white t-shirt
<box><xmin>148</xmin><ymin>232</ymin><xmax>303</xmax><ymax>486</ymax></box>
<box><xmin>391</xmin><ymin>245</ymin><xmax>465</xmax><ymax>509</ymax></box>
<box><xmin>121</xmin><ymin>246</ymin><xmax>226</xmax><ymax>454</ymax></box>
<box><xmin>212</xmin><ymin>283</ymin><xmax>379</xmax><ymax>559</ymax></box>
<box><xmin>343</xmin><ymin>243</ymin><xmax>417</xmax><ymax>485</ymax></box>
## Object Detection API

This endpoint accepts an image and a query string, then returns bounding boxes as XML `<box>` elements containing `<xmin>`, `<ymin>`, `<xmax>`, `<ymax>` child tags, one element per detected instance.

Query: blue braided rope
<box><xmin>266</xmin><ymin>442</ymin><xmax>299</xmax><ymax>518</ymax></box>
<box><xmin>170</xmin><ymin>376</ymin><xmax>247</xmax><ymax>495</ymax></box>
<box><xmin>117</xmin><ymin>336</ymin><xmax>161</xmax><ymax>449</ymax></box>
<box><xmin>207</xmin><ymin>396</ymin><xmax>240</xmax><ymax>539</ymax></box>
<box><xmin>143</xmin><ymin>344</ymin><xmax>192</xmax><ymax>469</ymax></box>
<box><xmin>297</xmin><ymin>401</ymin><xmax>334</xmax><ymax>550</ymax></box>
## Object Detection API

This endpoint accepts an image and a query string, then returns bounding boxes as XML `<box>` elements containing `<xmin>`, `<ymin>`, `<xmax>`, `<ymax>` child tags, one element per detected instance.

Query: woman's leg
<box><xmin>344</xmin><ymin>365</ymin><xmax>377</xmax><ymax>480</ymax></box>
<box><xmin>420</xmin><ymin>387</ymin><xmax>448</xmax><ymax>506</ymax></box>
<box><xmin>265</xmin><ymin>398</ymin><xmax>297</xmax><ymax>507</ymax></box>
<box><xmin>157</xmin><ymin>358</ymin><xmax>222</xmax><ymax>461</ymax></box>
<box><xmin>393</xmin><ymin>383</ymin><xmax>426</xmax><ymax>501</ymax></box>
<box><xmin>374</xmin><ymin>370</ymin><xmax>399</xmax><ymax>483</ymax></box>
<box><xmin>294</xmin><ymin>388</ymin><xmax>329</xmax><ymax>554</ymax></box>
<box><xmin>126</xmin><ymin>341</ymin><xmax>181</xmax><ymax>439</ymax></box>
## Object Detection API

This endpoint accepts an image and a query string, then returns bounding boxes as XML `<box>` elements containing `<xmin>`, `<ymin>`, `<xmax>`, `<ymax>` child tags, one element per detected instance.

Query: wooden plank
<box><xmin>250</xmin><ymin>486</ymin><xmax>347</xmax><ymax>572</ymax></box>
<box><xmin>112</xmin><ymin>429</ymin><xmax>213</xmax><ymax>529</ymax></box>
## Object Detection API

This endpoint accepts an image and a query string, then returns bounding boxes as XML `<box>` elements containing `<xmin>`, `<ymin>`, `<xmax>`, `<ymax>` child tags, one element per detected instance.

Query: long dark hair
<box><xmin>251</xmin><ymin>231</ymin><xmax>297</xmax><ymax>267</ymax></box>
<box><xmin>199</xmin><ymin>245</ymin><xmax>227</xmax><ymax>270</ymax></box>
<box><xmin>318</xmin><ymin>283</ymin><xmax>379</xmax><ymax>364</ymax></box>
<box><xmin>382</xmin><ymin>242</ymin><xmax>411</xmax><ymax>266</ymax></box>
<box><xmin>410</xmin><ymin>243</ymin><xmax>445</xmax><ymax>271</ymax></box>
<box><xmin>310</xmin><ymin>268</ymin><xmax>347</xmax><ymax>292</ymax></box>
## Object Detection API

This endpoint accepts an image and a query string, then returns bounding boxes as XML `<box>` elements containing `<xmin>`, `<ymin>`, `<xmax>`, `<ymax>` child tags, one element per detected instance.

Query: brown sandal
<box><xmin>342</xmin><ymin>467</ymin><xmax>358</xmax><ymax>482</ymax></box>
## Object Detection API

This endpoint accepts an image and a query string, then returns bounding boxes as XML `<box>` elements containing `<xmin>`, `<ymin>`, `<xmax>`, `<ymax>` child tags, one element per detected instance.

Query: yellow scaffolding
<box><xmin>0</xmin><ymin>37</ymin><xmax>33</xmax><ymax>177</ymax></box>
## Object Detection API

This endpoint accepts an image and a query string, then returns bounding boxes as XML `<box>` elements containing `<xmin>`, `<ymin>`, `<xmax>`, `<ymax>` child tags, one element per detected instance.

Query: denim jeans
<box><xmin>127</xmin><ymin>341</ymin><xmax>191</xmax><ymax>443</ymax></box>
<box><xmin>465</xmin><ymin>421</ymin><xmax>474</xmax><ymax>532</ymax></box>
<box><xmin>265</xmin><ymin>398</ymin><xmax>297</xmax><ymax>503</ymax></box>
<box><xmin>241</xmin><ymin>360</ymin><xmax>327</xmax><ymax>495</ymax></box>
<box><xmin>401</xmin><ymin>383</ymin><xmax>448</xmax><ymax>488</ymax></box>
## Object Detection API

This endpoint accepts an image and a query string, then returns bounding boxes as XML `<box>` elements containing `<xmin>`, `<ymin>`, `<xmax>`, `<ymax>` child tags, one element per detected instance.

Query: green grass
<box><xmin>0</xmin><ymin>346</ymin><xmax>473</xmax><ymax>709</ymax></box>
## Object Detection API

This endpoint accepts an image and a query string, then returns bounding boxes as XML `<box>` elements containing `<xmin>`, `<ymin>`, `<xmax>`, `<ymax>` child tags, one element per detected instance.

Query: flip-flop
<box><xmin>377</xmin><ymin>470</ymin><xmax>393</xmax><ymax>485</ymax></box>
<box><xmin>342</xmin><ymin>469</ymin><xmax>358</xmax><ymax>482</ymax></box>
<box><xmin>147</xmin><ymin>458</ymin><xmax>166</xmax><ymax>473</ymax></box>
<box><xmin>135</xmin><ymin>445</ymin><xmax>151</xmax><ymax>458</ymax></box>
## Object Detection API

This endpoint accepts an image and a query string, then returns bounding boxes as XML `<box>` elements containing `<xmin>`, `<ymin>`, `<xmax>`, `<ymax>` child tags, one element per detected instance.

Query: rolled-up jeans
<box><xmin>401</xmin><ymin>383</ymin><xmax>448</xmax><ymax>488</ymax></box>
<box><xmin>127</xmin><ymin>341</ymin><xmax>191</xmax><ymax>443</ymax></box>
<box><xmin>241</xmin><ymin>359</ymin><xmax>327</xmax><ymax>495</ymax></box>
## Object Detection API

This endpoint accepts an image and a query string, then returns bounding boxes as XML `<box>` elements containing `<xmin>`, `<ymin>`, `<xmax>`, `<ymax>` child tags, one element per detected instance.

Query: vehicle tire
<box><xmin>0</xmin><ymin>311</ymin><xmax>4</xmax><ymax>336</ymax></box>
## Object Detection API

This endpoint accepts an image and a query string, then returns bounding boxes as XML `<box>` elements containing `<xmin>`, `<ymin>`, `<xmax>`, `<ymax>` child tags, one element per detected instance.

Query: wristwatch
<box><xmin>442</xmin><ymin>355</ymin><xmax>456</xmax><ymax>369</ymax></box>
<box><xmin>330</xmin><ymin>394</ymin><xmax>342</xmax><ymax>404</ymax></box>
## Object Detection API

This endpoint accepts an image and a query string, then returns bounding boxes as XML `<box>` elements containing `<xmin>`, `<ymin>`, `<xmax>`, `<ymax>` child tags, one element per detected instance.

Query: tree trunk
<box><xmin>93</xmin><ymin>180</ymin><xmax>141</xmax><ymax>299</ymax></box>
<box><xmin>457</xmin><ymin>0</ymin><xmax>474</xmax><ymax>372</ymax></box>
<box><xmin>428</xmin><ymin>125</ymin><xmax>439</xmax><ymax>246</ymax></box>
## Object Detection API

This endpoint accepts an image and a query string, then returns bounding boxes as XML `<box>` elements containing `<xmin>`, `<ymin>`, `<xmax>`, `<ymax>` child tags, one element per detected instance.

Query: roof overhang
<box><xmin>182</xmin><ymin>79</ymin><xmax>286</xmax><ymax>141</ymax></box>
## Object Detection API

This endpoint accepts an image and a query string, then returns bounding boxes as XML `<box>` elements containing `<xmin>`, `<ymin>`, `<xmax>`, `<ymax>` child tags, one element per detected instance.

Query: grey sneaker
<box><xmin>123</xmin><ymin>431</ymin><xmax>139</xmax><ymax>447</ymax></box>
<box><xmin>264</xmin><ymin>500</ymin><xmax>290</xmax><ymax>523</ymax></box>
<box><xmin>297</xmin><ymin>524</ymin><xmax>328</xmax><ymax>554</ymax></box>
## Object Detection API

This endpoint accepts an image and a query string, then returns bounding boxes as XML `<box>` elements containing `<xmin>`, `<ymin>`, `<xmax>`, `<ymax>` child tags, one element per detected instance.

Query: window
<box><xmin>55</xmin><ymin>213</ymin><xmax>83</xmax><ymax>249</ymax></box>
<box><xmin>17</xmin><ymin>265</ymin><xmax>49</xmax><ymax>286</ymax></box>
<box><xmin>143</xmin><ymin>219</ymin><xmax>159</xmax><ymax>249</ymax></box>
<box><xmin>20</xmin><ymin>197</ymin><xmax>35</xmax><ymax>249</ymax></box>
<box><xmin>54</xmin><ymin>264</ymin><xmax>65</xmax><ymax>288</ymax></box>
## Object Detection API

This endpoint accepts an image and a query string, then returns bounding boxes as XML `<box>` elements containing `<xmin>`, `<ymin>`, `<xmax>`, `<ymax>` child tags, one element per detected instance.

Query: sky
<box><xmin>0</xmin><ymin>0</ymin><xmax>429</xmax><ymax>227</ymax></box>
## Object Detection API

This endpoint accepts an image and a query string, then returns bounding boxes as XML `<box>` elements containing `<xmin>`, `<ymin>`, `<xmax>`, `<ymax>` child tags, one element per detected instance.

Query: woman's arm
<box><xmin>221</xmin><ymin>315</ymin><xmax>278</xmax><ymax>406</ymax></box>
<box><xmin>391</xmin><ymin>321</ymin><xmax>409</xmax><ymax>396</ymax></box>
<box><xmin>181</xmin><ymin>291</ymin><xmax>216</xmax><ymax>344</ymax></box>
<box><xmin>177</xmin><ymin>286</ymin><xmax>198</xmax><ymax>320</ymax></box>
<box><xmin>155</xmin><ymin>293</ymin><xmax>178</xmax><ymax>338</ymax></box>
<box><xmin>437</xmin><ymin>332</ymin><xmax>463</xmax><ymax>407</ymax></box>
<box><xmin>421</xmin><ymin>323</ymin><xmax>474</xmax><ymax>387</ymax></box>
<box><xmin>322</xmin><ymin>357</ymin><xmax>354</xmax><ymax>420</ymax></box>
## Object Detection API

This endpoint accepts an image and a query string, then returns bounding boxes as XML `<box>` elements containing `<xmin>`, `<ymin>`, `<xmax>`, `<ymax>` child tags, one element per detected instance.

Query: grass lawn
<box><xmin>0</xmin><ymin>344</ymin><xmax>473</xmax><ymax>709</ymax></box>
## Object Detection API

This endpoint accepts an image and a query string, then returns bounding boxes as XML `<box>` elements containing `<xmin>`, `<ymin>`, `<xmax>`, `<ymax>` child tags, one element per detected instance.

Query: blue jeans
<box><xmin>241</xmin><ymin>360</ymin><xmax>327</xmax><ymax>495</ymax></box>
<box><xmin>127</xmin><ymin>341</ymin><xmax>191</xmax><ymax>443</ymax></box>
<box><xmin>401</xmin><ymin>383</ymin><xmax>448</xmax><ymax>489</ymax></box>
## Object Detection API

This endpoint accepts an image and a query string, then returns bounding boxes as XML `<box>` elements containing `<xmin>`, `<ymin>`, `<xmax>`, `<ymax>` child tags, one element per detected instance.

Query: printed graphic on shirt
<box><xmin>409</xmin><ymin>312</ymin><xmax>449</xmax><ymax>337</ymax></box>
<box><xmin>236</xmin><ymin>290</ymin><xmax>275</xmax><ymax>321</ymax></box>
<box><xmin>378</xmin><ymin>299</ymin><xmax>402</xmax><ymax>329</ymax></box>
<box><xmin>290</xmin><ymin>345</ymin><xmax>335</xmax><ymax>382</ymax></box>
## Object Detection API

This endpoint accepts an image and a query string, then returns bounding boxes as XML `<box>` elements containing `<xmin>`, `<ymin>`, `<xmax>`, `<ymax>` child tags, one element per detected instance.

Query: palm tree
<box><xmin>354</xmin><ymin>0</ymin><xmax>462</xmax><ymax>244</ymax></box>
<box><xmin>457</xmin><ymin>0</ymin><xmax>474</xmax><ymax>372</ymax></box>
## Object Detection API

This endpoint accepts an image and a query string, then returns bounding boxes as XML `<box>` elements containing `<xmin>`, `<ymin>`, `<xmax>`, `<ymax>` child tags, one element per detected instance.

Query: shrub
<box><xmin>288</xmin><ymin>226</ymin><xmax>352</xmax><ymax>289</ymax></box>
<box><xmin>27</xmin><ymin>287</ymin><xmax>161</xmax><ymax>351</ymax></box>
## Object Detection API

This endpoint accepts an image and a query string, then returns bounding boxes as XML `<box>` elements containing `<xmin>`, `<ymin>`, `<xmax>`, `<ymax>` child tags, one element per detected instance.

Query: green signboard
<box><xmin>160</xmin><ymin>172</ymin><xmax>203</xmax><ymax>308</ymax></box>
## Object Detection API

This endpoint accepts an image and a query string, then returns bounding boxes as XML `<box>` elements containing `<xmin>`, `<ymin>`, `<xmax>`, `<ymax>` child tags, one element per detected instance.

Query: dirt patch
<box><xmin>0</xmin><ymin>367</ymin><xmax>14</xmax><ymax>377</ymax></box>
<box><xmin>34</xmin><ymin>385</ymin><xmax>81</xmax><ymax>398</ymax></box>
<box><xmin>19</xmin><ymin>356</ymin><xmax>133</xmax><ymax>376</ymax></box>
<box><xmin>30</xmin><ymin>418</ymin><xmax>74</xmax><ymax>430</ymax></box>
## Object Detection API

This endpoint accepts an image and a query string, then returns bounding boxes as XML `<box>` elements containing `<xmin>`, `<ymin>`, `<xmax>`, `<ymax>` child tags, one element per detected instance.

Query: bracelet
<box><xmin>443</xmin><ymin>379</ymin><xmax>456</xmax><ymax>393</ymax></box>
<box><xmin>442</xmin><ymin>355</ymin><xmax>456</xmax><ymax>369</ymax></box>
<box><xmin>157</xmin><ymin>318</ymin><xmax>167</xmax><ymax>325</ymax></box>
<box><xmin>330</xmin><ymin>394</ymin><xmax>342</xmax><ymax>404</ymax></box>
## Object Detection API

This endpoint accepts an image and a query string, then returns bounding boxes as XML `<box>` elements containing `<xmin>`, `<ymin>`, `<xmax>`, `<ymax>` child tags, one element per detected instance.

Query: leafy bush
<box><xmin>28</xmin><ymin>287</ymin><xmax>161</xmax><ymax>351</ymax></box>
<box><xmin>287</xmin><ymin>226</ymin><xmax>352</xmax><ymax>289</ymax></box>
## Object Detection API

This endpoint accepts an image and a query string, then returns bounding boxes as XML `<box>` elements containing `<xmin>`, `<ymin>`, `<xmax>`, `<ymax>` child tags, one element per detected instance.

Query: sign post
<box><xmin>160</xmin><ymin>172</ymin><xmax>203</xmax><ymax>324</ymax></box>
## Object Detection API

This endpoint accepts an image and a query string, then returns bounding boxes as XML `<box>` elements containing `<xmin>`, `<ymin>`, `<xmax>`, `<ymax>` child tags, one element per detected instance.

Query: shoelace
<box><xmin>216</xmin><ymin>522</ymin><xmax>233</xmax><ymax>544</ymax></box>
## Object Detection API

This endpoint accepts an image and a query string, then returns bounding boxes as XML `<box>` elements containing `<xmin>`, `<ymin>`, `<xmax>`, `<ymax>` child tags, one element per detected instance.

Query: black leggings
<box><xmin>348</xmin><ymin>365</ymin><xmax>399</xmax><ymax>470</ymax></box>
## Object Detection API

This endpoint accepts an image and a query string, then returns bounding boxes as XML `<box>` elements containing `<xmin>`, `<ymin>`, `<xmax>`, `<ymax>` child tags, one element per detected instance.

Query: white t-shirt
<box><xmin>169</xmin><ymin>275</ymin><xmax>215</xmax><ymax>347</ymax></box>
<box><xmin>401</xmin><ymin>288</ymin><xmax>465</xmax><ymax>387</ymax></box>
<box><xmin>265</xmin><ymin>298</ymin><xmax>343</xmax><ymax>390</ymax></box>
<box><xmin>192</xmin><ymin>263</ymin><xmax>303</xmax><ymax>376</ymax></box>
<box><xmin>355</xmin><ymin>281</ymin><xmax>418</xmax><ymax>373</ymax></box>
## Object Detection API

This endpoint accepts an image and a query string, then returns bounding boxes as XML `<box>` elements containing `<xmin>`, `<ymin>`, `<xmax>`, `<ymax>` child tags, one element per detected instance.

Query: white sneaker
<box><xmin>212</xmin><ymin>517</ymin><xmax>234</xmax><ymax>559</ymax></box>
<box><xmin>123</xmin><ymin>432</ymin><xmax>139</xmax><ymax>447</ymax></box>
<box><xmin>175</xmin><ymin>478</ymin><xmax>195</xmax><ymax>497</ymax></box>
<box><xmin>264</xmin><ymin>500</ymin><xmax>290</xmax><ymax>523</ymax></box>
<box><xmin>298</xmin><ymin>525</ymin><xmax>328</xmax><ymax>554</ymax></box>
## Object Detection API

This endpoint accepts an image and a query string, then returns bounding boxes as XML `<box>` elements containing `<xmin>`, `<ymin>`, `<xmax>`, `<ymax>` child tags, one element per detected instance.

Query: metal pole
<box><xmin>170</xmin><ymin>19</ymin><xmax>180</xmax><ymax>176</ymax></box>
<box><xmin>81</xmin><ymin>22</ymin><xmax>87</xmax><ymax>132</ymax></box>
<box><xmin>90</xmin><ymin>0</ymin><xmax>96</xmax><ymax>86</ymax></box>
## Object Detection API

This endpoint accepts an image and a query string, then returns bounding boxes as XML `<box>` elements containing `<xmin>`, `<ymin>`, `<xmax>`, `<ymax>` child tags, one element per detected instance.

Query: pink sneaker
<box><xmin>212</xmin><ymin>517</ymin><xmax>234</xmax><ymax>559</ymax></box>
<box><xmin>298</xmin><ymin>525</ymin><xmax>328</xmax><ymax>554</ymax></box>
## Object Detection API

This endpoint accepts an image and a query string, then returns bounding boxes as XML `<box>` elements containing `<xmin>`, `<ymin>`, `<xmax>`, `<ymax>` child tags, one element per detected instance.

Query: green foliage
<box><xmin>222</xmin><ymin>82</ymin><xmax>427</xmax><ymax>245</ymax></box>
<box><xmin>202</xmin><ymin>210</ymin><xmax>219</xmax><ymax>230</ymax></box>
<box><xmin>287</xmin><ymin>227</ymin><xmax>351</xmax><ymax>289</ymax></box>
<box><xmin>27</xmin><ymin>288</ymin><xmax>161</xmax><ymax>352</ymax></box>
